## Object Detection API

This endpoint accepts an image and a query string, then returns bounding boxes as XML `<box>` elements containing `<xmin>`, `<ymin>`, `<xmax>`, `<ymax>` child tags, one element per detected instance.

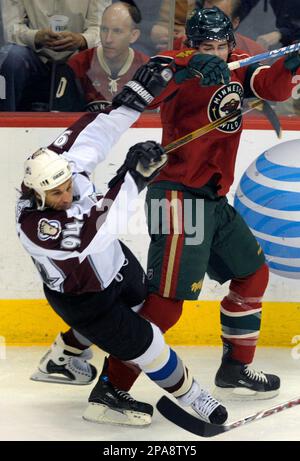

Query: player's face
<box><xmin>197</xmin><ymin>40</ymin><xmax>229</xmax><ymax>61</ymax></box>
<box><xmin>44</xmin><ymin>178</ymin><xmax>73</xmax><ymax>211</ymax></box>
<box><xmin>100</xmin><ymin>8</ymin><xmax>140</xmax><ymax>61</ymax></box>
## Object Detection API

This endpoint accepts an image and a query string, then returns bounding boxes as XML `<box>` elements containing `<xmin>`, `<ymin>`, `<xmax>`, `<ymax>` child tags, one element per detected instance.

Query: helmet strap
<box><xmin>35</xmin><ymin>190</ymin><xmax>46</xmax><ymax>211</ymax></box>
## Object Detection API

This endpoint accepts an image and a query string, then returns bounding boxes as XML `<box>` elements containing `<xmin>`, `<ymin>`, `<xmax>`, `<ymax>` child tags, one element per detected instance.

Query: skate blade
<box><xmin>83</xmin><ymin>402</ymin><xmax>152</xmax><ymax>427</ymax></box>
<box><xmin>212</xmin><ymin>386</ymin><xmax>280</xmax><ymax>401</ymax></box>
<box><xmin>30</xmin><ymin>370</ymin><xmax>92</xmax><ymax>386</ymax></box>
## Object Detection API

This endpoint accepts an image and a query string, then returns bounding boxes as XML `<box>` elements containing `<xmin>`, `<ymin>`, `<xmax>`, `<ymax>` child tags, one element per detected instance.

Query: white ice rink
<box><xmin>0</xmin><ymin>346</ymin><xmax>299</xmax><ymax>441</ymax></box>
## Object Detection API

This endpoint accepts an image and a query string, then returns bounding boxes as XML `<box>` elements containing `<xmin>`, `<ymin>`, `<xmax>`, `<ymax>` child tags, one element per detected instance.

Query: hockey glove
<box><xmin>174</xmin><ymin>53</ymin><xmax>231</xmax><ymax>87</ymax></box>
<box><xmin>108</xmin><ymin>141</ymin><xmax>168</xmax><ymax>192</ymax></box>
<box><xmin>112</xmin><ymin>57</ymin><xmax>174</xmax><ymax>112</ymax></box>
<box><xmin>284</xmin><ymin>52</ymin><xmax>300</xmax><ymax>75</ymax></box>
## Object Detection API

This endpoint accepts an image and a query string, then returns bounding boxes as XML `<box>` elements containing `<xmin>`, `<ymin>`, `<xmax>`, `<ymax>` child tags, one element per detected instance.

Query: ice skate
<box><xmin>178</xmin><ymin>380</ymin><xmax>228</xmax><ymax>425</ymax></box>
<box><xmin>83</xmin><ymin>358</ymin><xmax>153</xmax><ymax>426</ymax></box>
<box><xmin>214</xmin><ymin>359</ymin><xmax>280</xmax><ymax>400</ymax></box>
<box><xmin>30</xmin><ymin>333</ymin><xmax>97</xmax><ymax>385</ymax></box>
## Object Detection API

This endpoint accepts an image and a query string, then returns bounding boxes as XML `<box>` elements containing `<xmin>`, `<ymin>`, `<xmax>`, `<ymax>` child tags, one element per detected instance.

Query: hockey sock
<box><xmin>220</xmin><ymin>263</ymin><xmax>269</xmax><ymax>364</ymax></box>
<box><xmin>131</xmin><ymin>322</ymin><xmax>193</xmax><ymax>398</ymax></box>
<box><xmin>62</xmin><ymin>328</ymin><xmax>91</xmax><ymax>352</ymax></box>
<box><xmin>108</xmin><ymin>294</ymin><xmax>183</xmax><ymax>391</ymax></box>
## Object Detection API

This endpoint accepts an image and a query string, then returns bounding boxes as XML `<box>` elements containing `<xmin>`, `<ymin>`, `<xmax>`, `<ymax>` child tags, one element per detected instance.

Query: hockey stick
<box><xmin>228</xmin><ymin>41</ymin><xmax>300</xmax><ymax>71</ymax></box>
<box><xmin>156</xmin><ymin>395</ymin><xmax>300</xmax><ymax>438</ymax></box>
<box><xmin>164</xmin><ymin>99</ymin><xmax>281</xmax><ymax>154</ymax></box>
<box><xmin>162</xmin><ymin>42</ymin><xmax>296</xmax><ymax>154</ymax></box>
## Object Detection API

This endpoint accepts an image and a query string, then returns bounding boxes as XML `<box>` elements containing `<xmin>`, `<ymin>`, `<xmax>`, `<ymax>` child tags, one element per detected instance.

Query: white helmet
<box><xmin>23</xmin><ymin>148</ymin><xmax>72</xmax><ymax>210</ymax></box>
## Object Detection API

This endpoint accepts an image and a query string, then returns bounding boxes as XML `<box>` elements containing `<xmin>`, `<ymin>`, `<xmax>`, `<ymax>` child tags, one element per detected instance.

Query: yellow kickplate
<box><xmin>0</xmin><ymin>299</ymin><xmax>299</xmax><ymax>346</ymax></box>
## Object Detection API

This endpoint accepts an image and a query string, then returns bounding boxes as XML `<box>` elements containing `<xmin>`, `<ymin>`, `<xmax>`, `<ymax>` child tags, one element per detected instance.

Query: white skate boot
<box><xmin>178</xmin><ymin>380</ymin><xmax>228</xmax><ymax>425</ymax></box>
<box><xmin>30</xmin><ymin>333</ymin><xmax>97</xmax><ymax>385</ymax></box>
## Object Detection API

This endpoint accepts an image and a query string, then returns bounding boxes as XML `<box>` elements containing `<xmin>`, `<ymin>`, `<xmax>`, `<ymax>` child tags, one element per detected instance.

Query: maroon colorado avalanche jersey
<box><xmin>16</xmin><ymin>107</ymin><xmax>140</xmax><ymax>294</ymax></box>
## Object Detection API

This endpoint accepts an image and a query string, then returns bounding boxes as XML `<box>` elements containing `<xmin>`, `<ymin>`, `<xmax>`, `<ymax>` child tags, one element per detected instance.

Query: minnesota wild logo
<box><xmin>208</xmin><ymin>82</ymin><xmax>244</xmax><ymax>133</ymax></box>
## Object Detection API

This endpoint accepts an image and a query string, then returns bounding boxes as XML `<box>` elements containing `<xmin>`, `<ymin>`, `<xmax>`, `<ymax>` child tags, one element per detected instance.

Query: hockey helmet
<box><xmin>186</xmin><ymin>7</ymin><xmax>236</xmax><ymax>49</ymax></box>
<box><xmin>23</xmin><ymin>148</ymin><xmax>72</xmax><ymax>210</ymax></box>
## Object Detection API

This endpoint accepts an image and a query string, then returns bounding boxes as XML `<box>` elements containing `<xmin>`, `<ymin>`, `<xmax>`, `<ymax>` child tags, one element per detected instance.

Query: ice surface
<box><xmin>0</xmin><ymin>346</ymin><xmax>299</xmax><ymax>441</ymax></box>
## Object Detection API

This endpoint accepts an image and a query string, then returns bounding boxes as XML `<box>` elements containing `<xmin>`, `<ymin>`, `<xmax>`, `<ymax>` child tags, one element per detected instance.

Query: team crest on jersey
<box><xmin>208</xmin><ymin>82</ymin><xmax>244</xmax><ymax>133</ymax></box>
<box><xmin>38</xmin><ymin>219</ymin><xmax>62</xmax><ymax>241</ymax></box>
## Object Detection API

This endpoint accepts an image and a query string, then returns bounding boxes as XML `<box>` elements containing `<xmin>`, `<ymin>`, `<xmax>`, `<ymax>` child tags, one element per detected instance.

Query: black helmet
<box><xmin>185</xmin><ymin>7</ymin><xmax>236</xmax><ymax>49</ymax></box>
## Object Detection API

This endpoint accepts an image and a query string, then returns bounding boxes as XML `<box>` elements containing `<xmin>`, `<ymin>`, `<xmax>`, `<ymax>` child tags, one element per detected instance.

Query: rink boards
<box><xmin>1</xmin><ymin>113</ymin><xmax>300</xmax><ymax>346</ymax></box>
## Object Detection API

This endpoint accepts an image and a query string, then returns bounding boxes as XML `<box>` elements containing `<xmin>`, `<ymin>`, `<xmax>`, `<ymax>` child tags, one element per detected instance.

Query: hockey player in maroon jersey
<box><xmin>103</xmin><ymin>7</ymin><xmax>300</xmax><ymax>403</ymax></box>
<box><xmin>17</xmin><ymin>61</ymin><xmax>228</xmax><ymax>427</ymax></box>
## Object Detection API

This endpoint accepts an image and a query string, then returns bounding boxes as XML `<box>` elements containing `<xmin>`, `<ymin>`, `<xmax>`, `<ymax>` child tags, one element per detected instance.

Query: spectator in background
<box><xmin>148</xmin><ymin>0</ymin><xmax>268</xmax><ymax>54</ymax></box>
<box><xmin>203</xmin><ymin>0</ymin><xmax>266</xmax><ymax>54</ymax></box>
<box><xmin>162</xmin><ymin>0</ymin><xmax>266</xmax><ymax>54</ymax></box>
<box><xmin>0</xmin><ymin>0</ymin><xmax>104</xmax><ymax>111</ymax></box>
<box><xmin>241</xmin><ymin>1</ymin><xmax>300</xmax><ymax>117</ymax></box>
<box><xmin>232</xmin><ymin>0</ymin><xmax>261</xmax><ymax>21</ymax></box>
<box><xmin>113</xmin><ymin>0</ymin><xmax>164</xmax><ymax>56</ymax></box>
<box><xmin>115</xmin><ymin>0</ymin><xmax>199</xmax><ymax>55</ymax></box>
<box><xmin>257</xmin><ymin>1</ymin><xmax>300</xmax><ymax>49</ymax></box>
<box><xmin>0</xmin><ymin>4</ymin><xmax>5</xmax><ymax>49</ymax></box>
<box><xmin>263</xmin><ymin>1</ymin><xmax>300</xmax><ymax>116</ymax></box>
<box><xmin>229</xmin><ymin>1</ymin><xmax>300</xmax><ymax>49</ymax></box>
<box><xmin>150</xmin><ymin>1</ymin><xmax>196</xmax><ymax>52</ymax></box>
<box><xmin>54</xmin><ymin>2</ymin><xmax>149</xmax><ymax>112</ymax></box>
<box><xmin>0</xmin><ymin>0</ymin><xmax>19</xmax><ymax>45</ymax></box>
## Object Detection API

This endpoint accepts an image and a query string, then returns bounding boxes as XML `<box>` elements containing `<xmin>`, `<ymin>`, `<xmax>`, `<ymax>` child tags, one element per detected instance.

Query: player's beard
<box><xmin>49</xmin><ymin>201</ymin><xmax>72</xmax><ymax>211</ymax></box>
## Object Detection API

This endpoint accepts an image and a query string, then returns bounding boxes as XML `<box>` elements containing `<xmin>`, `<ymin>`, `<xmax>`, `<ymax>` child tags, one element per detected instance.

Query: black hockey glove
<box><xmin>284</xmin><ymin>51</ymin><xmax>300</xmax><ymax>75</ymax></box>
<box><xmin>108</xmin><ymin>141</ymin><xmax>168</xmax><ymax>192</ymax></box>
<box><xmin>112</xmin><ymin>57</ymin><xmax>174</xmax><ymax>112</ymax></box>
<box><xmin>174</xmin><ymin>53</ymin><xmax>231</xmax><ymax>86</ymax></box>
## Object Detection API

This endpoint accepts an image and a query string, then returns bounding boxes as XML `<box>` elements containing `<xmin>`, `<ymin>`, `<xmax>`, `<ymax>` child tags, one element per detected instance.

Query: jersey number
<box><xmin>33</xmin><ymin>259</ymin><xmax>65</xmax><ymax>291</ymax></box>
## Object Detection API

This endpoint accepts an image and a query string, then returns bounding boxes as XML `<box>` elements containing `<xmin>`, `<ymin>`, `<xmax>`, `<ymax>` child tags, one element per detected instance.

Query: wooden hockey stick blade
<box><xmin>165</xmin><ymin>99</ymin><xmax>263</xmax><ymax>154</ymax></box>
<box><xmin>157</xmin><ymin>395</ymin><xmax>300</xmax><ymax>438</ymax></box>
